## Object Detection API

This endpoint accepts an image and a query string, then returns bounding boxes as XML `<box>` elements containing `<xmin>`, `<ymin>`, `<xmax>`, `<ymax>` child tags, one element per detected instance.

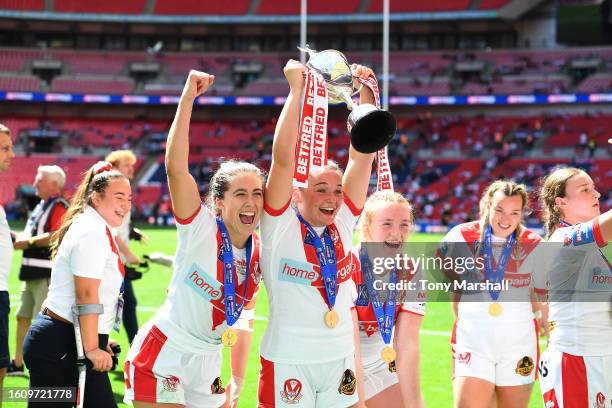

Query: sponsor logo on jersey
<box><xmin>594</xmin><ymin>392</ymin><xmax>606</xmax><ymax>408</ymax></box>
<box><xmin>211</xmin><ymin>377</ymin><xmax>225</xmax><ymax>394</ymax></box>
<box><xmin>338</xmin><ymin>369</ymin><xmax>356</xmax><ymax>395</ymax></box>
<box><xmin>507</xmin><ymin>273</ymin><xmax>531</xmax><ymax>288</ymax></box>
<box><xmin>161</xmin><ymin>376</ymin><xmax>180</xmax><ymax>392</ymax></box>
<box><xmin>589</xmin><ymin>267</ymin><xmax>612</xmax><ymax>290</ymax></box>
<box><xmin>538</xmin><ymin>359</ymin><xmax>548</xmax><ymax>378</ymax></box>
<box><xmin>543</xmin><ymin>389</ymin><xmax>558</xmax><ymax>408</ymax></box>
<box><xmin>280</xmin><ymin>379</ymin><xmax>303</xmax><ymax>404</ymax></box>
<box><xmin>355</xmin><ymin>284</ymin><xmax>369</xmax><ymax>306</ymax></box>
<box><xmin>515</xmin><ymin>356</ymin><xmax>534</xmax><ymax>377</ymax></box>
<box><xmin>336</xmin><ymin>256</ymin><xmax>354</xmax><ymax>281</ymax></box>
<box><xmin>457</xmin><ymin>352</ymin><xmax>471</xmax><ymax>365</ymax></box>
<box><xmin>279</xmin><ymin>258</ymin><xmax>317</xmax><ymax>285</ymax></box>
<box><xmin>184</xmin><ymin>263</ymin><xmax>222</xmax><ymax>301</ymax></box>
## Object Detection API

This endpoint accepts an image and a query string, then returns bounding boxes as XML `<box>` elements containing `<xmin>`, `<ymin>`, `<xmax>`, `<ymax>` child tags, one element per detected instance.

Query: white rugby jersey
<box><xmin>350</xmin><ymin>248</ymin><xmax>426</xmax><ymax>369</ymax></box>
<box><xmin>259</xmin><ymin>195</ymin><xmax>360</xmax><ymax>364</ymax></box>
<box><xmin>439</xmin><ymin>221</ymin><xmax>542</xmax><ymax>323</ymax></box>
<box><xmin>43</xmin><ymin>206</ymin><xmax>124</xmax><ymax>334</ymax></box>
<box><xmin>0</xmin><ymin>204</ymin><xmax>12</xmax><ymax>291</ymax></box>
<box><xmin>149</xmin><ymin>204</ymin><xmax>261</xmax><ymax>354</ymax></box>
<box><xmin>533</xmin><ymin>219</ymin><xmax>611</xmax><ymax>356</ymax></box>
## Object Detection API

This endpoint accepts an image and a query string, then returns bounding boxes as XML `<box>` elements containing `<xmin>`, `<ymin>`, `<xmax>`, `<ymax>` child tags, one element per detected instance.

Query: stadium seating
<box><xmin>256</xmin><ymin>0</ymin><xmax>360</xmax><ymax>15</ymax></box>
<box><xmin>54</xmin><ymin>0</ymin><xmax>146</xmax><ymax>14</ymax></box>
<box><xmin>479</xmin><ymin>0</ymin><xmax>511</xmax><ymax>10</ymax></box>
<box><xmin>153</xmin><ymin>0</ymin><xmax>250</xmax><ymax>15</ymax></box>
<box><xmin>366</xmin><ymin>0</ymin><xmax>471</xmax><ymax>13</ymax></box>
<box><xmin>0</xmin><ymin>0</ymin><xmax>43</xmax><ymax>11</ymax></box>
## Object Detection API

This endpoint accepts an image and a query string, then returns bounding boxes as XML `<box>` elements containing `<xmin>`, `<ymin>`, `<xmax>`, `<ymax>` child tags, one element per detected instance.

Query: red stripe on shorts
<box><xmin>124</xmin><ymin>361</ymin><xmax>131</xmax><ymax>390</ymax></box>
<box><xmin>258</xmin><ymin>356</ymin><xmax>276</xmax><ymax>408</ymax></box>
<box><xmin>450</xmin><ymin>319</ymin><xmax>458</xmax><ymax>378</ymax></box>
<box><xmin>132</xmin><ymin>325</ymin><xmax>168</xmax><ymax>402</ymax></box>
<box><xmin>561</xmin><ymin>352</ymin><xmax>588</xmax><ymax>407</ymax></box>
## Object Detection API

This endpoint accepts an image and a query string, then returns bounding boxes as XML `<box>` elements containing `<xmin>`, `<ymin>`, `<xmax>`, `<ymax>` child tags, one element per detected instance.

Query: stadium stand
<box><xmin>153</xmin><ymin>0</ymin><xmax>250</xmax><ymax>15</ymax></box>
<box><xmin>54</xmin><ymin>0</ymin><xmax>147</xmax><ymax>14</ymax></box>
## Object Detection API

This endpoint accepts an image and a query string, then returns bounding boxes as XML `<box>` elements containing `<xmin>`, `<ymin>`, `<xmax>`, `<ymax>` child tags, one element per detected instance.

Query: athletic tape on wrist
<box><xmin>73</xmin><ymin>304</ymin><xmax>104</xmax><ymax>316</ymax></box>
<box><xmin>229</xmin><ymin>376</ymin><xmax>245</xmax><ymax>401</ymax></box>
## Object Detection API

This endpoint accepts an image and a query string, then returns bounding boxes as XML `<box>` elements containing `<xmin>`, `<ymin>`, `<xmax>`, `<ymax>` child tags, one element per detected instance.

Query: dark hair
<box><xmin>206</xmin><ymin>160</ymin><xmax>266</xmax><ymax>214</ymax></box>
<box><xmin>51</xmin><ymin>165</ymin><xmax>127</xmax><ymax>258</ymax></box>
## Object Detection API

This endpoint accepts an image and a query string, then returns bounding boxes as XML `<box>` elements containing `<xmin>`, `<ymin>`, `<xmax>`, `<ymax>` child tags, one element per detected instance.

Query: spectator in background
<box><xmin>105</xmin><ymin>150</ymin><xmax>147</xmax><ymax>344</ymax></box>
<box><xmin>9</xmin><ymin>165</ymin><xmax>68</xmax><ymax>376</ymax></box>
<box><xmin>0</xmin><ymin>123</ymin><xmax>15</xmax><ymax>397</ymax></box>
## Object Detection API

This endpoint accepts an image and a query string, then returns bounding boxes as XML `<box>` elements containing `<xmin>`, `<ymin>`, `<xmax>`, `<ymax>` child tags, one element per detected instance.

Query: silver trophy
<box><xmin>300</xmin><ymin>46</ymin><xmax>396</xmax><ymax>153</ymax></box>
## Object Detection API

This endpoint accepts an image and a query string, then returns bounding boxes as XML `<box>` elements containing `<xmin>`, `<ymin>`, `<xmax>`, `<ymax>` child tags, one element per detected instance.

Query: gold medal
<box><xmin>324</xmin><ymin>309</ymin><xmax>339</xmax><ymax>328</ymax></box>
<box><xmin>221</xmin><ymin>328</ymin><xmax>238</xmax><ymax>347</ymax></box>
<box><xmin>489</xmin><ymin>302</ymin><xmax>503</xmax><ymax>317</ymax></box>
<box><xmin>381</xmin><ymin>346</ymin><xmax>396</xmax><ymax>363</ymax></box>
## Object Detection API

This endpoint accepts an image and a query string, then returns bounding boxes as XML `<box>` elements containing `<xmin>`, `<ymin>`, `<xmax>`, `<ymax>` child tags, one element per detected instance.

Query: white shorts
<box><xmin>452</xmin><ymin>318</ymin><xmax>539</xmax><ymax>386</ymax></box>
<box><xmin>123</xmin><ymin>324</ymin><xmax>226</xmax><ymax>407</ymax></box>
<box><xmin>258</xmin><ymin>355</ymin><xmax>358</xmax><ymax>408</ymax></box>
<box><xmin>363</xmin><ymin>358</ymin><xmax>398</xmax><ymax>400</ymax></box>
<box><xmin>539</xmin><ymin>349</ymin><xmax>612</xmax><ymax>408</ymax></box>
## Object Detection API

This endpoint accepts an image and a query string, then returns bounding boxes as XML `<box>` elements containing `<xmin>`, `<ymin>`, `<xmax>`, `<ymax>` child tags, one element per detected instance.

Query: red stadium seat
<box><xmin>54</xmin><ymin>0</ymin><xmax>146</xmax><ymax>14</ymax></box>
<box><xmin>367</xmin><ymin>0</ymin><xmax>470</xmax><ymax>13</ymax></box>
<box><xmin>153</xmin><ymin>0</ymin><xmax>250</xmax><ymax>15</ymax></box>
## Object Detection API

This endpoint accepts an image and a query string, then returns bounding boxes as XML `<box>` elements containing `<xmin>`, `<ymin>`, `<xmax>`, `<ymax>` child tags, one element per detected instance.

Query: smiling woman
<box><xmin>23</xmin><ymin>161</ymin><xmax>131</xmax><ymax>408</ymax></box>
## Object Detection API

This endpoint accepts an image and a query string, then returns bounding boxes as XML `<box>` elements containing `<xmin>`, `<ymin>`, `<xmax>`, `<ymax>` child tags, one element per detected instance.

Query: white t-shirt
<box><xmin>439</xmin><ymin>221</ymin><xmax>541</xmax><ymax>323</ymax></box>
<box><xmin>0</xmin><ymin>204</ymin><xmax>12</xmax><ymax>291</ymax></box>
<box><xmin>150</xmin><ymin>204</ymin><xmax>261</xmax><ymax>354</ymax></box>
<box><xmin>259</xmin><ymin>195</ymin><xmax>360</xmax><ymax>364</ymax></box>
<box><xmin>533</xmin><ymin>219</ymin><xmax>611</xmax><ymax>356</ymax></box>
<box><xmin>43</xmin><ymin>206</ymin><xmax>124</xmax><ymax>334</ymax></box>
<box><xmin>351</xmin><ymin>248</ymin><xmax>426</xmax><ymax>369</ymax></box>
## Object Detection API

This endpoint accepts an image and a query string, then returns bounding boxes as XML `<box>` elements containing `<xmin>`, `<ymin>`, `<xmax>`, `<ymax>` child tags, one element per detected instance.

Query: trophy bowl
<box><xmin>300</xmin><ymin>46</ymin><xmax>396</xmax><ymax>153</ymax></box>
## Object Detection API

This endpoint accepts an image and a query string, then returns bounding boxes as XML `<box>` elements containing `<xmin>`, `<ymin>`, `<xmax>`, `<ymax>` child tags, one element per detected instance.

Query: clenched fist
<box><xmin>181</xmin><ymin>70</ymin><xmax>215</xmax><ymax>101</ymax></box>
<box><xmin>283</xmin><ymin>59</ymin><xmax>307</xmax><ymax>92</ymax></box>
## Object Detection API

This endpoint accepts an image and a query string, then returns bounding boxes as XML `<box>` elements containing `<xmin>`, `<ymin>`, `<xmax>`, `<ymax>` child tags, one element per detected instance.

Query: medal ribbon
<box><xmin>359</xmin><ymin>248</ymin><xmax>398</xmax><ymax>345</ymax></box>
<box><xmin>216</xmin><ymin>216</ymin><xmax>252</xmax><ymax>326</ymax></box>
<box><xmin>483</xmin><ymin>224</ymin><xmax>515</xmax><ymax>301</ymax></box>
<box><xmin>355</xmin><ymin>74</ymin><xmax>394</xmax><ymax>192</ymax></box>
<box><xmin>295</xmin><ymin>211</ymin><xmax>338</xmax><ymax>309</ymax></box>
<box><xmin>293</xmin><ymin>69</ymin><xmax>329</xmax><ymax>188</ymax></box>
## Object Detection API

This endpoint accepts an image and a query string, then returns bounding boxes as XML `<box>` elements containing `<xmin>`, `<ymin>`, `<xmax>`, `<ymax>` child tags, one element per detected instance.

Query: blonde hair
<box><xmin>539</xmin><ymin>167</ymin><xmax>587</xmax><ymax>239</ymax></box>
<box><xmin>357</xmin><ymin>190</ymin><xmax>414</xmax><ymax>241</ymax></box>
<box><xmin>206</xmin><ymin>160</ymin><xmax>266</xmax><ymax>214</ymax></box>
<box><xmin>50</xmin><ymin>165</ymin><xmax>127</xmax><ymax>258</ymax></box>
<box><xmin>105</xmin><ymin>150</ymin><xmax>136</xmax><ymax>166</ymax></box>
<box><xmin>478</xmin><ymin>180</ymin><xmax>530</xmax><ymax>246</ymax></box>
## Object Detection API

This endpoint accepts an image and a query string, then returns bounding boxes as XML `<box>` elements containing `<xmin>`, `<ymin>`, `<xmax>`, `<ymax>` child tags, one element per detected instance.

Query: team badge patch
<box><xmin>280</xmin><ymin>379</ymin><xmax>303</xmax><ymax>404</ymax></box>
<box><xmin>515</xmin><ymin>356</ymin><xmax>534</xmax><ymax>376</ymax></box>
<box><xmin>338</xmin><ymin>369</ymin><xmax>356</xmax><ymax>395</ymax></box>
<box><xmin>457</xmin><ymin>352</ymin><xmax>471</xmax><ymax>365</ymax></box>
<box><xmin>162</xmin><ymin>375</ymin><xmax>180</xmax><ymax>392</ymax></box>
<box><xmin>211</xmin><ymin>377</ymin><xmax>225</xmax><ymax>394</ymax></box>
<box><xmin>388</xmin><ymin>360</ymin><xmax>396</xmax><ymax>373</ymax></box>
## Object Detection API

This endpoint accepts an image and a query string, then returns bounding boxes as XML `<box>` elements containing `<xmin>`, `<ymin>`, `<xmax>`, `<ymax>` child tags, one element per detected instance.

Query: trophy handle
<box><xmin>351</xmin><ymin>82</ymin><xmax>363</xmax><ymax>97</ymax></box>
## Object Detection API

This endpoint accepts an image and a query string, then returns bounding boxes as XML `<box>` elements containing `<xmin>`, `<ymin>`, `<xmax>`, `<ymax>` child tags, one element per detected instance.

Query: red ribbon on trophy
<box><xmin>293</xmin><ymin>69</ymin><xmax>329</xmax><ymax>188</ymax></box>
<box><xmin>355</xmin><ymin>74</ymin><xmax>394</xmax><ymax>192</ymax></box>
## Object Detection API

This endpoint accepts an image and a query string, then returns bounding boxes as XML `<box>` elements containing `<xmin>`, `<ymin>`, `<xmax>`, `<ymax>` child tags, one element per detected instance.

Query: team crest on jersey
<box><xmin>388</xmin><ymin>360</ymin><xmax>396</xmax><ymax>373</ymax></box>
<box><xmin>338</xmin><ymin>369</ymin><xmax>356</xmax><ymax>395</ymax></box>
<box><xmin>280</xmin><ymin>379</ymin><xmax>303</xmax><ymax>404</ymax></box>
<box><xmin>211</xmin><ymin>377</ymin><xmax>225</xmax><ymax>394</ymax></box>
<box><xmin>515</xmin><ymin>356</ymin><xmax>534</xmax><ymax>376</ymax></box>
<box><xmin>355</xmin><ymin>284</ymin><xmax>369</xmax><ymax>306</ymax></box>
<box><xmin>511</xmin><ymin>245</ymin><xmax>527</xmax><ymax>262</ymax></box>
<box><xmin>161</xmin><ymin>376</ymin><xmax>180</xmax><ymax>392</ymax></box>
<box><xmin>594</xmin><ymin>392</ymin><xmax>606</xmax><ymax>408</ymax></box>
<box><xmin>252</xmin><ymin>261</ymin><xmax>262</xmax><ymax>285</ymax></box>
<box><xmin>457</xmin><ymin>352</ymin><xmax>471</xmax><ymax>365</ymax></box>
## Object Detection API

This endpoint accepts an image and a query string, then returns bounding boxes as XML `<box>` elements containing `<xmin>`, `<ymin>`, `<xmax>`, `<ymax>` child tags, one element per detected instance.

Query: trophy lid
<box><xmin>299</xmin><ymin>46</ymin><xmax>356</xmax><ymax>106</ymax></box>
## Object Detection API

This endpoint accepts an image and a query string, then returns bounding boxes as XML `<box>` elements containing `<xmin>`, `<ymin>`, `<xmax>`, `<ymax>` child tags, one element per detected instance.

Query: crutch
<box><xmin>71</xmin><ymin>304</ymin><xmax>103</xmax><ymax>408</ymax></box>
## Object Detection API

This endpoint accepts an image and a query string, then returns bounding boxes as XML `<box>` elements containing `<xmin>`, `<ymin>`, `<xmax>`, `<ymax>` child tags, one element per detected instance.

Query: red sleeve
<box><xmin>264</xmin><ymin>198</ymin><xmax>291</xmax><ymax>216</ymax></box>
<box><xmin>174</xmin><ymin>205</ymin><xmax>202</xmax><ymax>225</ymax></box>
<box><xmin>47</xmin><ymin>203</ymin><xmax>67</xmax><ymax>232</ymax></box>
<box><xmin>343</xmin><ymin>193</ymin><xmax>362</xmax><ymax>217</ymax></box>
<box><xmin>592</xmin><ymin>218</ymin><xmax>607</xmax><ymax>248</ymax></box>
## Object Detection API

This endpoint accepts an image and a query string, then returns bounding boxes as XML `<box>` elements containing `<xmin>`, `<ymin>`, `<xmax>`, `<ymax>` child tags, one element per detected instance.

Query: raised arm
<box><xmin>342</xmin><ymin>64</ymin><xmax>377</xmax><ymax>209</ymax></box>
<box><xmin>265</xmin><ymin>60</ymin><xmax>306</xmax><ymax>211</ymax></box>
<box><xmin>597</xmin><ymin>209</ymin><xmax>612</xmax><ymax>243</ymax></box>
<box><xmin>165</xmin><ymin>70</ymin><xmax>215</xmax><ymax>219</ymax></box>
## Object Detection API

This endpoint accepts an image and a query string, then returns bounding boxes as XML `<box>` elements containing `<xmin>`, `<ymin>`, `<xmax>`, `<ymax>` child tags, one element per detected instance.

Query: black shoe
<box><xmin>6</xmin><ymin>360</ymin><xmax>25</xmax><ymax>376</ymax></box>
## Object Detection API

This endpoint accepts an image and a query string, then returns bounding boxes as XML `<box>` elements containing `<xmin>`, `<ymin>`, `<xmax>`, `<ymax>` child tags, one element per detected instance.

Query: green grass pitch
<box><xmin>3</xmin><ymin>226</ymin><xmax>546</xmax><ymax>407</ymax></box>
